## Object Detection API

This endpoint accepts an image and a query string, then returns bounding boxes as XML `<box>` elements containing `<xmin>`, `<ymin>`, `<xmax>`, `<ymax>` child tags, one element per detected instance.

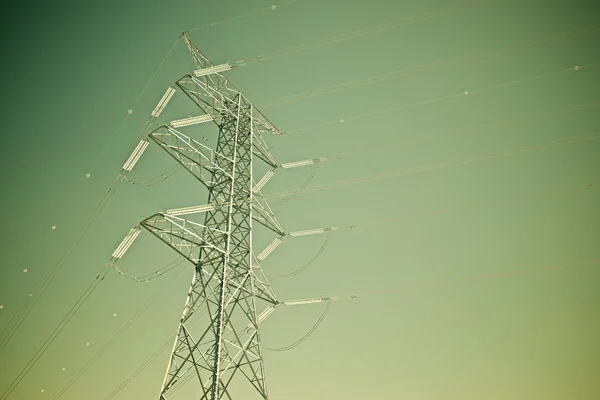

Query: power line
<box><xmin>100</xmin><ymin>179</ymin><xmax>598</xmax><ymax>397</ymax></box>
<box><xmin>186</xmin><ymin>0</ymin><xmax>306</xmax><ymax>32</ymax></box>
<box><xmin>271</xmin><ymin>164</ymin><xmax>319</xmax><ymax>205</ymax></box>
<box><xmin>120</xmin><ymin>71</ymin><xmax>600</xmax><ymax>206</ymax></box>
<box><xmin>0</xmin><ymin>265</ymin><xmax>112</xmax><ymax>400</ymax></box>
<box><xmin>271</xmin><ymin>232</ymin><xmax>332</xmax><ymax>278</ymax></box>
<box><xmin>257</xmin><ymin>24</ymin><xmax>600</xmax><ymax>108</ymax></box>
<box><xmin>124</xmin><ymin>125</ymin><xmax>600</xmax><ymax>233</ymax></box>
<box><xmin>88</xmin><ymin>37</ymin><xmax>182</xmax><ymax>175</ymax></box>
<box><xmin>0</xmin><ymin>187</ymin><xmax>116</xmax><ymax>355</ymax></box>
<box><xmin>266</xmin><ymin>131</ymin><xmax>600</xmax><ymax>200</ymax></box>
<box><xmin>50</xmin><ymin>265</ymin><xmax>188</xmax><ymax>400</ymax></box>
<box><xmin>232</xmin><ymin>0</ymin><xmax>501</xmax><ymax>67</ymax></box>
<box><xmin>344</xmin><ymin>178</ymin><xmax>600</xmax><ymax>233</ymax></box>
<box><xmin>113</xmin><ymin>257</ymin><xmax>187</xmax><ymax>283</ymax></box>
<box><xmin>0</xmin><ymin>38</ymin><xmax>183</xmax><ymax>398</ymax></box>
<box><xmin>286</xmin><ymin>64</ymin><xmax>600</xmax><ymax>134</ymax></box>
<box><xmin>340</xmin><ymin>259</ymin><xmax>600</xmax><ymax>302</ymax></box>
<box><xmin>323</xmin><ymin>98</ymin><xmax>600</xmax><ymax>161</ymax></box>
<box><xmin>0</xmin><ymin>37</ymin><xmax>183</xmax><ymax>356</ymax></box>
<box><xmin>103</xmin><ymin>306</ymin><xmax>210</xmax><ymax>400</ymax></box>
<box><xmin>4</xmin><ymin>11</ymin><xmax>597</xmax><ymax>398</ymax></box>
<box><xmin>263</xmin><ymin>300</ymin><xmax>332</xmax><ymax>352</ymax></box>
<box><xmin>123</xmin><ymin>165</ymin><xmax>183</xmax><ymax>187</ymax></box>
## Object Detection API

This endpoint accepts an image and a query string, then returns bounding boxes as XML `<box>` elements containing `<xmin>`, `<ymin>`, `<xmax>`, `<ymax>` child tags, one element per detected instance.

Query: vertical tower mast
<box><xmin>139</xmin><ymin>34</ymin><xmax>284</xmax><ymax>400</ymax></box>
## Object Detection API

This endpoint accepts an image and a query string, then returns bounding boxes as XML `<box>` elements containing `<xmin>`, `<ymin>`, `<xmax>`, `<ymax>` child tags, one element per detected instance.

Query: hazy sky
<box><xmin>1</xmin><ymin>0</ymin><xmax>599</xmax><ymax>399</ymax></box>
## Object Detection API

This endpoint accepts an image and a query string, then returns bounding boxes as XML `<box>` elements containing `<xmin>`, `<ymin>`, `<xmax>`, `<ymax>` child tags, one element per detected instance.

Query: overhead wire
<box><xmin>0</xmin><ymin>38</ymin><xmax>183</xmax><ymax>399</ymax></box>
<box><xmin>271</xmin><ymin>232</ymin><xmax>332</xmax><ymax>278</ymax></box>
<box><xmin>51</xmin><ymin>264</ymin><xmax>189</xmax><ymax>400</ymax></box>
<box><xmin>0</xmin><ymin>186</ymin><xmax>117</xmax><ymax>355</ymax></box>
<box><xmin>148</xmin><ymin>178</ymin><xmax>599</xmax><ymax>387</ymax></box>
<box><xmin>0</xmin><ymin>21</ymin><xmax>246</xmax><ymax>397</ymax></box>
<box><xmin>119</xmin><ymin>98</ymin><xmax>599</xmax><ymax>233</ymax></box>
<box><xmin>3</xmin><ymin>6</ymin><xmax>596</xmax><ymax>396</ymax></box>
<box><xmin>112</xmin><ymin>64</ymin><xmax>600</xmax><ymax>282</ymax></box>
<box><xmin>267</xmin><ymin>257</ymin><xmax>600</xmax><ymax>354</ymax></box>
<box><xmin>104</xmin><ymin>302</ymin><xmax>211</xmax><ymax>399</ymax></box>
<box><xmin>186</xmin><ymin>0</ymin><xmax>306</xmax><ymax>32</ymax></box>
<box><xmin>88</xmin><ymin>37</ymin><xmax>182</xmax><ymax>175</ymax></box>
<box><xmin>344</xmin><ymin>178</ymin><xmax>600</xmax><ymax>233</ymax></box>
<box><xmin>266</xmin><ymin>131</ymin><xmax>600</xmax><ymax>201</ymax></box>
<box><xmin>113</xmin><ymin>257</ymin><xmax>188</xmax><ymax>283</ymax></box>
<box><xmin>118</xmin><ymin>34</ymin><xmax>599</xmax><ymax>206</ymax></box>
<box><xmin>103</xmin><ymin>340</ymin><xmax>171</xmax><ymax>400</ymax></box>
<box><xmin>123</xmin><ymin>165</ymin><xmax>183</xmax><ymax>187</ymax></box>
<box><xmin>110</xmin><ymin>258</ymin><xmax>600</xmax><ymax>395</ymax></box>
<box><xmin>95</xmin><ymin>16</ymin><xmax>600</xmax><ymax>396</ymax></box>
<box><xmin>257</xmin><ymin>24</ymin><xmax>600</xmax><ymax>108</ymax></box>
<box><xmin>126</xmin><ymin>66</ymin><xmax>600</xmax><ymax>209</ymax></box>
<box><xmin>324</xmin><ymin>97</ymin><xmax>600</xmax><ymax>161</ymax></box>
<box><xmin>96</xmin><ymin>176</ymin><xmax>600</xmax><ymax>400</ymax></box>
<box><xmin>0</xmin><ymin>263</ymin><xmax>113</xmax><ymax>400</ymax></box>
<box><xmin>286</xmin><ymin>63</ymin><xmax>600</xmax><ymax>135</ymax></box>
<box><xmin>0</xmin><ymin>37</ymin><xmax>185</xmax><ymax>356</ymax></box>
<box><xmin>337</xmin><ymin>259</ymin><xmax>600</xmax><ymax>303</ymax></box>
<box><xmin>261</xmin><ymin>63</ymin><xmax>600</xmax><ymax>200</ymax></box>
<box><xmin>261</xmin><ymin>64</ymin><xmax>600</xmax><ymax>201</ymax></box>
<box><xmin>99</xmin><ymin>177</ymin><xmax>599</xmax><ymax>398</ymax></box>
<box><xmin>271</xmin><ymin>164</ymin><xmax>319</xmax><ymax>205</ymax></box>
<box><xmin>233</xmin><ymin>0</ymin><xmax>501</xmax><ymax>67</ymax></box>
<box><xmin>263</xmin><ymin>300</ymin><xmax>332</xmax><ymax>351</ymax></box>
<box><xmin>103</xmin><ymin>339</ymin><xmax>171</xmax><ymax>400</ymax></box>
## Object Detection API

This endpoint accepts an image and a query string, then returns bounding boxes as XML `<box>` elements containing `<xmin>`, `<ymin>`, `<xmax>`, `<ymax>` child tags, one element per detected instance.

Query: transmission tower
<box><xmin>111</xmin><ymin>34</ymin><xmax>334</xmax><ymax>400</ymax></box>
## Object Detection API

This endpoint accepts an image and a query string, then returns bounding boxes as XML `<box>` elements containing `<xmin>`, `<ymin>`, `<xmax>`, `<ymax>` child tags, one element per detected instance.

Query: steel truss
<box><xmin>140</xmin><ymin>34</ymin><xmax>284</xmax><ymax>400</ymax></box>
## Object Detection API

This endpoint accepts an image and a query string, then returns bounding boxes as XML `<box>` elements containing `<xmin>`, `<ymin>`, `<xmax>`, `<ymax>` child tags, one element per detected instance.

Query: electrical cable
<box><xmin>266</xmin><ymin>131</ymin><xmax>600</xmax><ymax>201</ymax></box>
<box><xmin>124</xmin><ymin>88</ymin><xmax>600</xmax><ymax>244</ymax></box>
<box><xmin>325</xmin><ymin>97</ymin><xmax>600</xmax><ymax>161</ymax></box>
<box><xmin>135</xmin><ymin>71</ymin><xmax>600</xmax><ymax>215</ymax></box>
<box><xmin>5</xmin><ymin>15</ymin><xmax>598</xmax><ymax>398</ymax></box>
<box><xmin>0</xmin><ymin>37</ymin><xmax>184</xmax><ymax>355</ymax></box>
<box><xmin>271</xmin><ymin>232</ymin><xmax>332</xmax><ymax>278</ymax></box>
<box><xmin>272</xmin><ymin>258</ymin><xmax>600</xmax><ymax>354</ymax></box>
<box><xmin>113</xmin><ymin>257</ymin><xmax>187</xmax><ymax>283</ymax></box>
<box><xmin>103</xmin><ymin>340</ymin><xmax>170</xmax><ymax>400</ymax></box>
<box><xmin>336</xmin><ymin>259</ymin><xmax>600</xmax><ymax>303</ymax></box>
<box><xmin>233</xmin><ymin>0</ymin><xmax>501</xmax><ymax>67</ymax></box>
<box><xmin>103</xmin><ymin>305</ymin><xmax>210</xmax><ymax>400</ymax></box>
<box><xmin>123</xmin><ymin>165</ymin><xmax>183</xmax><ymax>187</ymax></box>
<box><xmin>344</xmin><ymin>178</ymin><xmax>600</xmax><ymax>233</ymax></box>
<box><xmin>0</xmin><ymin>265</ymin><xmax>112</xmax><ymax>400</ymax></box>
<box><xmin>271</xmin><ymin>164</ymin><xmax>319</xmax><ymax>205</ymax></box>
<box><xmin>131</xmin><ymin>114</ymin><xmax>599</xmax><ymax>244</ymax></box>
<box><xmin>286</xmin><ymin>63</ymin><xmax>600</xmax><ymax>135</ymax></box>
<box><xmin>88</xmin><ymin>37</ymin><xmax>181</xmax><ymax>175</ymax></box>
<box><xmin>51</xmin><ymin>265</ymin><xmax>188</xmax><ymax>400</ymax></box>
<box><xmin>181</xmin><ymin>2</ymin><xmax>597</xmax><ymax>114</ymax></box>
<box><xmin>257</xmin><ymin>24</ymin><xmax>600</xmax><ymax>108</ymax></box>
<box><xmin>120</xmin><ymin>50</ymin><xmax>600</xmax><ymax>209</ymax></box>
<box><xmin>0</xmin><ymin>186</ymin><xmax>116</xmax><ymax>355</ymax></box>
<box><xmin>101</xmin><ymin>179</ymin><xmax>598</xmax><ymax>397</ymax></box>
<box><xmin>263</xmin><ymin>301</ymin><xmax>332</xmax><ymax>352</ymax></box>
<box><xmin>0</xmin><ymin>38</ymin><xmax>182</xmax><ymax>398</ymax></box>
<box><xmin>114</xmin><ymin>257</ymin><xmax>600</xmax><ymax>396</ymax></box>
<box><xmin>186</xmin><ymin>0</ymin><xmax>306</xmax><ymax>32</ymax></box>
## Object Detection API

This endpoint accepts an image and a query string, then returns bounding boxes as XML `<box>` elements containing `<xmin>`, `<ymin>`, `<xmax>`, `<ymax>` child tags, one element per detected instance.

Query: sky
<box><xmin>0</xmin><ymin>0</ymin><xmax>599</xmax><ymax>399</ymax></box>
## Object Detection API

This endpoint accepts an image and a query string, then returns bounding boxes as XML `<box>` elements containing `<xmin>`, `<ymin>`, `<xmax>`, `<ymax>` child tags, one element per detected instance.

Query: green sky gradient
<box><xmin>1</xmin><ymin>0</ymin><xmax>599</xmax><ymax>399</ymax></box>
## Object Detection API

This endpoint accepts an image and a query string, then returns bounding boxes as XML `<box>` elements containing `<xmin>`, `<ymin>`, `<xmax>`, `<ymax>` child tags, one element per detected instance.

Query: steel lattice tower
<box><xmin>113</xmin><ymin>33</ymin><xmax>334</xmax><ymax>399</ymax></box>
<box><xmin>121</xmin><ymin>34</ymin><xmax>287</xmax><ymax>400</ymax></box>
